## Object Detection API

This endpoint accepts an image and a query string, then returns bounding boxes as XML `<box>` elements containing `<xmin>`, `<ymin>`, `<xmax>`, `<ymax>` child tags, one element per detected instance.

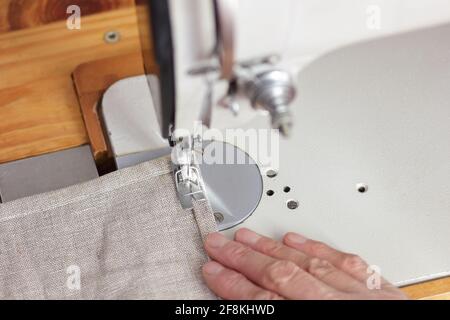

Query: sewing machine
<box><xmin>120</xmin><ymin>0</ymin><xmax>450</xmax><ymax>287</ymax></box>
<box><xmin>1</xmin><ymin>0</ymin><xmax>449</xmax><ymax>295</ymax></box>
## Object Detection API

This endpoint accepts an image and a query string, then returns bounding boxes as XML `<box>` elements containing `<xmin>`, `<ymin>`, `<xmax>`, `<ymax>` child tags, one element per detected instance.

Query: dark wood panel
<box><xmin>0</xmin><ymin>0</ymin><xmax>135</xmax><ymax>33</ymax></box>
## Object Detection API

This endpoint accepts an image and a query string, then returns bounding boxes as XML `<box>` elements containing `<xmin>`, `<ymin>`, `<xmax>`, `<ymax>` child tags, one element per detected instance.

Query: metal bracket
<box><xmin>172</xmin><ymin>135</ymin><xmax>206</xmax><ymax>209</ymax></box>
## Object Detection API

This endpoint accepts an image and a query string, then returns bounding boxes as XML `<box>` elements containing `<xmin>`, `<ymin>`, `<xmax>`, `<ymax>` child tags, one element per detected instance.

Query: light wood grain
<box><xmin>0</xmin><ymin>8</ymin><xmax>141</xmax><ymax>89</ymax></box>
<box><xmin>0</xmin><ymin>75</ymin><xmax>86</xmax><ymax>161</ymax></box>
<box><xmin>0</xmin><ymin>7</ymin><xmax>142</xmax><ymax>164</ymax></box>
<box><xmin>402</xmin><ymin>277</ymin><xmax>450</xmax><ymax>300</ymax></box>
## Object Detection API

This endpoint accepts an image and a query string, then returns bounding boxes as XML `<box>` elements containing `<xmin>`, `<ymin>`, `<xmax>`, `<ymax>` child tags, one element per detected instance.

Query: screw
<box><xmin>287</xmin><ymin>199</ymin><xmax>299</xmax><ymax>210</ymax></box>
<box><xmin>214</xmin><ymin>212</ymin><xmax>224</xmax><ymax>223</ymax></box>
<box><xmin>266</xmin><ymin>169</ymin><xmax>278</xmax><ymax>178</ymax></box>
<box><xmin>104</xmin><ymin>31</ymin><xmax>121</xmax><ymax>44</ymax></box>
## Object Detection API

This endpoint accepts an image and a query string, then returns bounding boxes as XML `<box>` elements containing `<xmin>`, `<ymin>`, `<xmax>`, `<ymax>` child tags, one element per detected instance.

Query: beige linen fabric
<box><xmin>0</xmin><ymin>156</ymin><xmax>217</xmax><ymax>299</ymax></box>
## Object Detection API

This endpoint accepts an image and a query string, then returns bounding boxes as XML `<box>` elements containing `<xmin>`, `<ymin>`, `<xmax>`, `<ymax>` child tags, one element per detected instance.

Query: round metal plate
<box><xmin>199</xmin><ymin>140</ymin><xmax>263</xmax><ymax>230</ymax></box>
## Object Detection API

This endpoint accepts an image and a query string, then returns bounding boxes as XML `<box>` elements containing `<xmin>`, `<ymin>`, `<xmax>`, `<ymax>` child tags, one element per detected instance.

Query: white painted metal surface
<box><xmin>101</xmin><ymin>76</ymin><xmax>168</xmax><ymax>158</ymax></box>
<box><xmin>168</xmin><ymin>0</ymin><xmax>450</xmax><ymax>134</ymax></box>
<box><xmin>227</xmin><ymin>23</ymin><xmax>450</xmax><ymax>286</ymax></box>
<box><xmin>102</xmin><ymin>23</ymin><xmax>450</xmax><ymax>285</ymax></box>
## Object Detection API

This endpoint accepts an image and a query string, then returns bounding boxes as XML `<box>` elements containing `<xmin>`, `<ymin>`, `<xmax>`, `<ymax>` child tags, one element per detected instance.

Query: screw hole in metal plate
<box><xmin>266</xmin><ymin>190</ymin><xmax>275</xmax><ymax>196</ymax></box>
<box><xmin>266</xmin><ymin>169</ymin><xmax>278</xmax><ymax>178</ymax></box>
<box><xmin>356</xmin><ymin>183</ymin><xmax>368</xmax><ymax>193</ymax></box>
<box><xmin>283</xmin><ymin>186</ymin><xmax>291</xmax><ymax>193</ymax></box>
<box><xmin>287</xmin><ymin>199</ymin><xmax>299</xmax><ymax>210</ymax></box>
<box><xmin>214</xmin><ymin>212</ymin><xmax>224</xmax><ymax>223</ymax></box>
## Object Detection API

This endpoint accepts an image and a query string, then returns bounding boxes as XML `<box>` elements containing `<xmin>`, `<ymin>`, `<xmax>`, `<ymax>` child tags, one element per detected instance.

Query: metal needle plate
<box><xmin>199</xmin><ymin>140</ymin><xmax>263</xmax><ymax>230</ymax></box>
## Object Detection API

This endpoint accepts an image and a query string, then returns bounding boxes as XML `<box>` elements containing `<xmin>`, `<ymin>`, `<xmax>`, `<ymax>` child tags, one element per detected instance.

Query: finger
<box><xmin>235</xmin><ymin>228</ymin><xmax>310</xmax><ymax>268</ymax></box>
<box><xmin>306</xmin><ymin>257</ymin><xmax>369</xmax><ymax>293</ymax></box>
<box><xmin>204</xmin><ymin>232</ymin><xmax>340</xmax><ymax>299</ymax></box>
<box><xmin>283</xmin><ymin>233</ymin><xmax>391</xmax><ymax>288</ymax></box>
<box><xmin>202</xmin><ymin>261</ymin><xmax>283</xmax><ymax>300</ymax></box>
<box><xmin>235</xmin><ymin>228</ymin><xmax>367</xmax><ymax>293</ymax></box>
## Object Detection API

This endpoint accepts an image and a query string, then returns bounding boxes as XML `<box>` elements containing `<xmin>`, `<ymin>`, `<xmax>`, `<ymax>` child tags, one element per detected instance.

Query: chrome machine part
<box><xmin>165</xmin><ymin>0</ymin><xmax>297</xmax><ymax>136</ymax></box>
<box><xmin>172</xmin><ymin>135</ymin><xmax>207</xmax><ymax>209</ymax></box>
<box><xmin>172</xmin><ymin>137</ymin><xmax>264</xmax><ymax>229</ymax></box>
<box><xmin>244</xmin><ymin>70</ymin><xmax>297</xmax><ymax>137</ymax></box>
<box><xmin>199</xmin><ymin>140</ymin><xmax>263</xmax><ymax>230</ymax></box>
<box><xmin>173</xmin><ymin>138</ymin><xmax>264</xmax><ymax>229</ymax></box>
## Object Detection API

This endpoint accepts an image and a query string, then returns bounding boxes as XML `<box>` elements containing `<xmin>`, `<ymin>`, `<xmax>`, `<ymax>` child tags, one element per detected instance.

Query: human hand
<box><xmin>202</xmin><ymin>228</ymin><xmax>408</xmax><ymax>300</ymax></box>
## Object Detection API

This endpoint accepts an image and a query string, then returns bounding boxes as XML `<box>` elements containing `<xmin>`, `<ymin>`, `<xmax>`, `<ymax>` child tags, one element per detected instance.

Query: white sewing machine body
<box><xmin>169</xmin><ymin>0</ymin><xmax>450</xmax><ymax>134</ymax></box>
<box><xmin>102</xmin><ymin>0</ymin><xmax>450</xmax><ymax>286</ymax></box>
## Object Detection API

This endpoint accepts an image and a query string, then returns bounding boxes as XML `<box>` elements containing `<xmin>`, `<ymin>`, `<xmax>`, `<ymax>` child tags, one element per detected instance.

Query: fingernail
<box><xmin>286</xmin><ymin>232</ymin><xmax>308</xmax><ymax>244</ymax></box>
<box><xmin>203</xmin><ymin>261</ymin><xmax>224</xmax><ymax>275</ymax></box>
<box><xmin>236</xmin><ymin>228</ymin><xmax>260</xmax><ymax>245</ymax></box>
<box><xmin>206</xmin><ymin>232</ymin><xmax>228</xmax><ymax>248</ymax></box>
